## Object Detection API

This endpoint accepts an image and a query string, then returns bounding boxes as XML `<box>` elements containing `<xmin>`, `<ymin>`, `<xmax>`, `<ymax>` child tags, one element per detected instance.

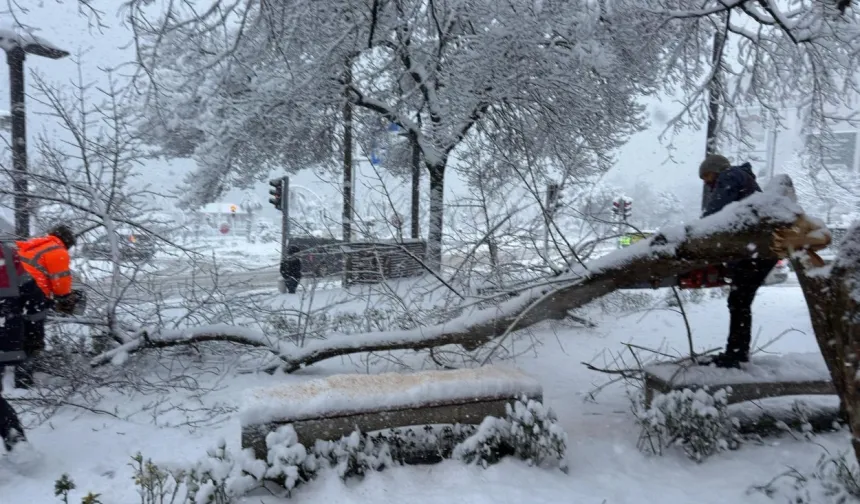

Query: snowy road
<box><xmin>82</xmin><ymin>265</ymin><xmax>311</xmax><ymax>301</ymax></box>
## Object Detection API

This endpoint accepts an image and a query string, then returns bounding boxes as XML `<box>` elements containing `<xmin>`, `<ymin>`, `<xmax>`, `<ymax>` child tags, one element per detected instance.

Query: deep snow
<box><xmin>0</xmin><ymin>277</ymin><xmax>849</xmax><ymax>503</ymax></box>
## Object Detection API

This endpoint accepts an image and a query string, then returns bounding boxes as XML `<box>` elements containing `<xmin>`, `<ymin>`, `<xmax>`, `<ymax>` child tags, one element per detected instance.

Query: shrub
<box><xmin>632</xmin><ymin>387</ymin><xmax>740</xmax><ymax>462</ymax></box>
<box><xmin>752</xmin><ymin>451</ymin><xmax>860</xmax><ymax>503</ymax></box>
<box><xmin>455</xmin><ymin>396</ymin><xmax>568</xmax><ymax>472</ymax></box>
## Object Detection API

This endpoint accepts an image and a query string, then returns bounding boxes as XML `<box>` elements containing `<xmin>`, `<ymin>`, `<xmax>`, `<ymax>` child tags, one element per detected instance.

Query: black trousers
<box><xmin>15</xmin><ymin>320</ymin><xmax>45</xmax><ymax>387</ymax></box>
<box><xmin>284</xmin><ymin>277</ymin><xmax>300</xmax><ymax>294</ymax></box>
<box><xmin>725</xmin><ymin>258</ymin><xmax>777</xmax><ymax>358</ymax></box>
<box><xmin>0</xmin><ymin>394</ymin><xmax>24</xmax><ymax>451</ymax></box>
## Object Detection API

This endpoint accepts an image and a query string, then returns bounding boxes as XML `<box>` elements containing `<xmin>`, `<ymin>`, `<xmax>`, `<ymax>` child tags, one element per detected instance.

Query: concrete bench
<box><xmin>240</xmin><ymin>365</ymin><xmax>543</xmax><ymax>462</ymax></box>
<box><xmin>643</xmin><ymin>352</ymin><xmax>835</xmax><ymax>407</ymax></box>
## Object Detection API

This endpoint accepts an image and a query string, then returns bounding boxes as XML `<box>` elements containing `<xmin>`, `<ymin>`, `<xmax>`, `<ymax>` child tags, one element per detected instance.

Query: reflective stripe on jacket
<box><xmin>15</xmin><ymin>236</ymin><xmax>71</xmax><ymax>298</ymax></box>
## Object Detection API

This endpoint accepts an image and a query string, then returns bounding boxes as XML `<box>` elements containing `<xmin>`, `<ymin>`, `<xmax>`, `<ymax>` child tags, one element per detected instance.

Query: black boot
<box><xmin>697</xmin><ymin>351</ymin><xmax>749</xmax><ymax>369</ymax></box>
<box><xmin>3</xmin><ymin>427</ymin><xmax>25</xmax><ymax>452</ymax></box>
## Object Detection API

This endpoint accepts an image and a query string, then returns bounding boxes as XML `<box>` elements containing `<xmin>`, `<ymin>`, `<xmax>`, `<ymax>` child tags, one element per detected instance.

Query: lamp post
<box><xmin>0</xmin><ymin>31</ymin><xmax>69</xmax><ymax>238</ymax></box>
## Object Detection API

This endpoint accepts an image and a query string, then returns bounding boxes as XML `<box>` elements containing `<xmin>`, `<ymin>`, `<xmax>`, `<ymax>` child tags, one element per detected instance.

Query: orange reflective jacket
<box><xmin>16</xmin><ymin>235</ymin><xmax>72</xmax><ymax>298</ymax></box>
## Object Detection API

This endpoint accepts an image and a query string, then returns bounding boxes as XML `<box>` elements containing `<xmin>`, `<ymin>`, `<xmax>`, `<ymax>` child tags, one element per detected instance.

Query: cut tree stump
<box><xmin>643</xmin><ymin>353</ymin><xmax>835</xmax><ymax>407</ymax></box>
<box><xmin>240</xmin><ymin>365</ymin><xmax>543</xmax><ymax>462</ymax></box>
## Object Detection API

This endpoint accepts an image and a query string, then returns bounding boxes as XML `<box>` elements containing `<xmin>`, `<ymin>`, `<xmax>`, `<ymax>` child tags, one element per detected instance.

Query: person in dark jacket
<box><xmin>0</xmin><ymin>242</ymin><xmax>36</xmax><ymax>451</ymax></box>
<box><xmin>280</xmin><ymin>245</ymin><xmax>302</xmax><ymax>294</ymax></box>
<box><xmin>698</xmin><ymin>154</ymin><xmax>777</xmax><ymax>368</ymax></box>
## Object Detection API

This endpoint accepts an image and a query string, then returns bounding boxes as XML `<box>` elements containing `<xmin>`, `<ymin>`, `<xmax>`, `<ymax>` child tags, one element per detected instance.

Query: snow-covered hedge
<box><xmin>632</xmin><ymin>387</ymin><xmax>740</xmax><ymax>462</ymax></box>
<box><xmin>61</xmin><ymin>398</ymin><xmax>567</xmax><ymax>503</ymax></box>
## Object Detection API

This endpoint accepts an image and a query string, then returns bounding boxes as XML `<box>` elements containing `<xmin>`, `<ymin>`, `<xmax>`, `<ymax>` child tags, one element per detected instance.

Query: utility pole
<box><xmin>8</xmin><ymin>47</ymin><xmax>26</xmax><ymax>239</ymax></box>
<box><xmin>2</xmin><ymin>34</ymin><xmax>69</xmax><ymax>238</ymax></box>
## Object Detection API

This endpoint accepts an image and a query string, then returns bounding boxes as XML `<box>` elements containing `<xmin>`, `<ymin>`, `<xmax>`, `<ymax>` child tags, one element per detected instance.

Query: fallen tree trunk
<box><xmin>277</xmin><ymin>177</ymin><xmax>805</xmax><ymax>372</ymax></box>
<box><xmin>792</xmin><ymin>223</ymin><xmax>860</xmax><ymax>464</ymax></box>
<box><xmin>91</xmin><ymin>176</ymin><xmax>810</xmax><ymax>375</ymax></box>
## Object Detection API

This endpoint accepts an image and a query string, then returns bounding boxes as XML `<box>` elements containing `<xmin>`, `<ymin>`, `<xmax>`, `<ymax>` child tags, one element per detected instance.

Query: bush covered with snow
<box><xmin>632</xmin><ymin>387</ymin><xmax>740</xmax><ymax>462</ymax></box>
<box><xmin>64</xmin><ymin>398</ymin><xmax>567</xmax><ymax>502</ymax></box>
<box><xmin>454</xmin><ymin>397</ymin><xmax>568</xmax><ymax>471</ymax></box>
<box><xmin>752</xmin><ymin>451</ymin><xmax>860</xmax><ymax>503</ymax></box>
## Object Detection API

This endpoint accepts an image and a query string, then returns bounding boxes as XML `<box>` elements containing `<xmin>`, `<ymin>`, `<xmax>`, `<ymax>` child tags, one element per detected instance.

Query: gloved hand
<box><xmin>53</xmin><ymin>294</ymin><xmax>77</xmax><ymax>315</ymax></box>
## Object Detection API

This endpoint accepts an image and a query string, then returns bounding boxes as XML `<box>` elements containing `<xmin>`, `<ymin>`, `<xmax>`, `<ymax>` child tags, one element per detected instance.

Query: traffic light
<box><xmin>612</xmin><ymin>196</ymin><xmax>632</xmax><ymax>221</ymax></box>
<box><xmin>268</xmin><ymin>178</ymin><xmax>284</xmax><ymax>210</ymax></box>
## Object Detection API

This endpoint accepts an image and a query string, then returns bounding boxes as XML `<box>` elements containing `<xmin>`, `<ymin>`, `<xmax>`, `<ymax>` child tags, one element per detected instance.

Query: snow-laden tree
<box><xmin>125</xmin><ymin>0</ymin><xmax>673</xmax><ymax>270</ymax></box>
<box><xmin>779</xmin><ymin>153</ymin><xmax>857</xmax><ymax>224</ymax></box>
<box><xmin>653</xmin><ymin>0</ymin><xmax>860</xmax><ymax>155</ymax></box>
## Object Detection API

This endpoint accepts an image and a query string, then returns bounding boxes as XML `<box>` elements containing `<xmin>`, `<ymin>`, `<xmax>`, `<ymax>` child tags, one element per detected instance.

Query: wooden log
<box><xmin>239</xmin><ymin>366</ymin><xmax>543</xmax><ymax>461</ymax></box>
<box><xmin>730</xmin><ymin>397</ymin><xmax>843</xmax><ymax>437</ymax></box>
<box><xmin>643</xmin><ymin>353</ymin><xmax>835</xmax><ymax>407</ymax></box>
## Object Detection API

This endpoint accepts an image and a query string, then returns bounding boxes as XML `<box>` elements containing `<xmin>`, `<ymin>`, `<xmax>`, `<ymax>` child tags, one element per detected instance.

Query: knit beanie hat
<box><xmin>699</xmin><ymin>154</ymin><xmax>731</xmax><ymax>178</ymax></box>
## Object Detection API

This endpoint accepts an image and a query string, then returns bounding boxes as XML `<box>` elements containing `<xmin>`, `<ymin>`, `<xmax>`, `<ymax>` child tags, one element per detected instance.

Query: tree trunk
<box><xmin>426</xmin><ymin>163</ymin><xmax>445</xmax><ymax>271</ymax></box>
<box><xmin>411</xmin><ymin>132</ymin><xmax>421</xmax><ymax>240</ymax></box>
<box><xmin>702</xmin><ymin>22</ymin><xmax>726</xmax><ymax>212</ymax></box>
<box><xmin>793</xmin><ymin>231</ymin><xmax>860</xmax><ymax>463</ymax></box>
<box><xmin>342</xmin><ymin>64</ymin><xmax>354</xmax><ymax>243</ymax></box>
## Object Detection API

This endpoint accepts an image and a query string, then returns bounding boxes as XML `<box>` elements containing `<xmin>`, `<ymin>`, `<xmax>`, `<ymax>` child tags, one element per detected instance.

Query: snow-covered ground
<box><xmin>1</xmin><ymin>279</ymin><xmax>842</xmax><ymax>503</ymax></box>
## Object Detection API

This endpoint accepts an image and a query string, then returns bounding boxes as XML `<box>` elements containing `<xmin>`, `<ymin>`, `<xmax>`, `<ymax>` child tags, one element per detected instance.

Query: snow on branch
<box><xmin>90</xmin><ymin>324</ymin><xmax>281</xmax><ymax>368</ymax></box>
<box><xmin>91</xmin><ymin>177</ymin><xmax>808</xmax><ymax>373</ymax></box>
<box><xmin>272</xmin><ymin>176</ymin><xmax>804</xmax><ymax>372</ymax></box>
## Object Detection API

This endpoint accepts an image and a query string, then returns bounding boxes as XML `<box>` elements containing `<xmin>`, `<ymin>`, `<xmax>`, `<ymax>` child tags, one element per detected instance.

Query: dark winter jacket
<box><xmin>702</xmin><ymin>162</ymin><xmax>761</xmax><ymax>217</ymax></box>
<box><xmin>280</xmin><ymin>246</ymin><xmax>302</xmax><ymax>281</ymax></box>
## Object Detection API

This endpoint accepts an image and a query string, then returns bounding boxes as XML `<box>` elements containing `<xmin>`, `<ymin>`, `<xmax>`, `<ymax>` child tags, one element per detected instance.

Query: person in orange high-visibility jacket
<box><xmin>13</xmin><ymin>224</ymin><xmax>77</xmax><ymax>389</ymax></box>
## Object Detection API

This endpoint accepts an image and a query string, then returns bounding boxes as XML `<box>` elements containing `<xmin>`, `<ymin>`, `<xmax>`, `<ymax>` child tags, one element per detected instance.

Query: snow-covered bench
<box><xmin>643</xmin><ymin>353</ymin><xmax>835</xmax><ymax>407</ymax></box>
<box><xmin>240</xmin><ymin>365</ymin><xmax>543</xmax><ymax>461</ymax></box>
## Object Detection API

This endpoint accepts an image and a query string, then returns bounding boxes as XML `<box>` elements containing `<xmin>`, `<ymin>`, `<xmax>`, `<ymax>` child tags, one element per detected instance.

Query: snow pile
<box><xmin>239</xmin><ymin>365</ymin><xmax>543</xmax><ymax>426</ymax></box>
<box><xmin>633</xmin><ymin>387</ymin><xmax>740</xmax><ymax>462</ymax></box>
<box><xmin>643</xmin><ymin>353</ymin><xmax>831</xmax><ymax>387</ymax></box>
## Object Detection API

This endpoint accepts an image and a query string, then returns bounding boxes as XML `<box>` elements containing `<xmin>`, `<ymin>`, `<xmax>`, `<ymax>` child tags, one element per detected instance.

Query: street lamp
<box><xmin>0</xmin><ymin>29</ymin><xmax>69</xmax><ymax>238</ymax></box>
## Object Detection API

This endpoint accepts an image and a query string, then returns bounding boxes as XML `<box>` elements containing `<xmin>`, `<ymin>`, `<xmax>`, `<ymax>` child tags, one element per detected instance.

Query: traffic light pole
<box><xmin>280</xmin><ymin>177</ymin><xmax>290</xmax><ymax>266</ymax></box>
<box><xmin>543</xmin><ymin>183</ymin><xmax>559</xmax><ymax>268</ymax></box>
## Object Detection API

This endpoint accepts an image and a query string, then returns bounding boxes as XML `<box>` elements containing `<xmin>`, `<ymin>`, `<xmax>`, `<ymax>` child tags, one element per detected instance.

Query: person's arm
<box><xmin>44</xmin><ymin>247</ymin><xmax>73</xmax><ymax>297</ymax></box>
<box><xmin>702</xmin><ymin>171</ymin><xmax>741</xmax><ymax>217</ymax></box>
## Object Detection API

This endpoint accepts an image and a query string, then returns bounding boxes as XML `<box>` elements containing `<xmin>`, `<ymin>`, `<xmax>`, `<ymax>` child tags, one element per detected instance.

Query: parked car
<box><xmin>79</xmin><ymin>228</ymin><xmax>157</xmax><ymax>262</ymax></box>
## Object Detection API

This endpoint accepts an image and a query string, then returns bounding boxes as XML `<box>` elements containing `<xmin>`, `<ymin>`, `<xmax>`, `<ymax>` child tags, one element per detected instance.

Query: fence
<box><xmin>290</xmin><ymin>236</ymin><xmax>344</xmax><ymax>277</ymax></box>
<box><xmin>342</xmin><ymin>240</ymin><xmax>427</xmax><ymax>286</ymax></box>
